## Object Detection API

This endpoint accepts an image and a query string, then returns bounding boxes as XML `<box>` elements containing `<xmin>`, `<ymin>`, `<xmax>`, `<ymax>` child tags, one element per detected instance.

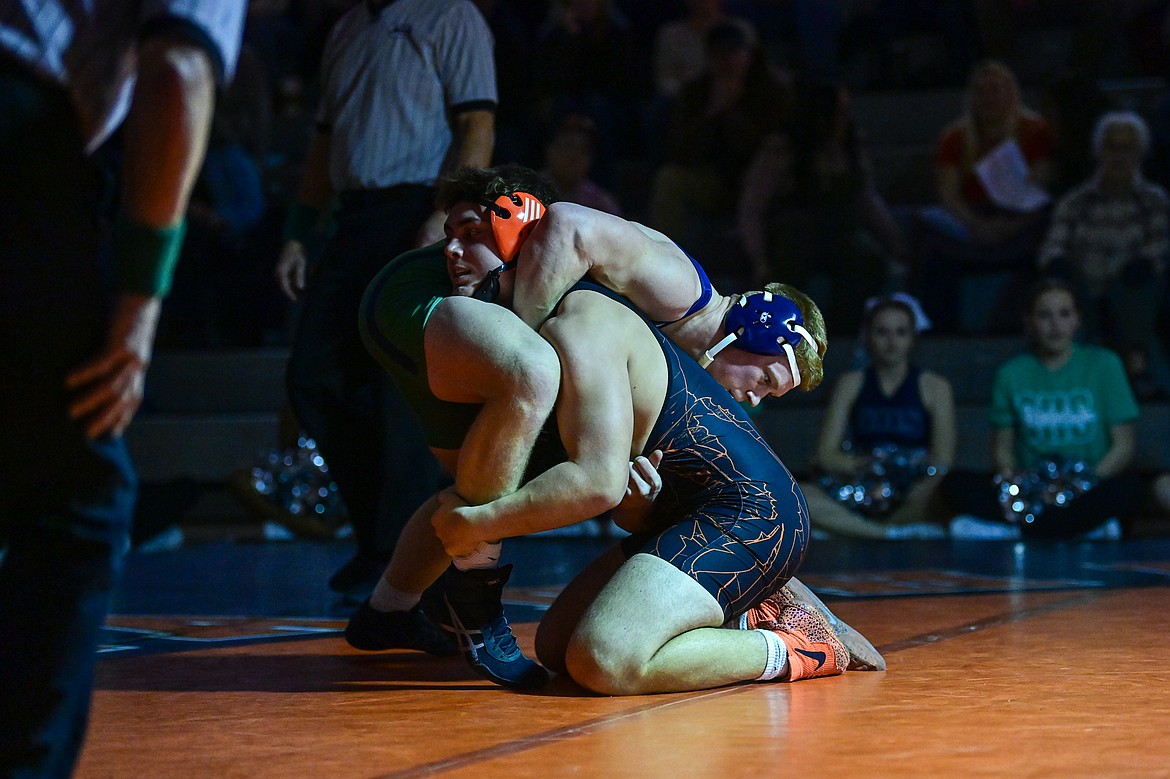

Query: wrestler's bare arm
<box><xmin>423</xmin><ymin>296</ymin><xmax>560</xmax><ymax>505</ymax></box>
<box><xmin>513</xmin><ymin>202</ymin><xmax>708</xmax><ymax>328</ymax></box>
<box><xmin>448</xmin><ymin>293</ymin><xmax>647</xmax><ymax>540</ymax></box>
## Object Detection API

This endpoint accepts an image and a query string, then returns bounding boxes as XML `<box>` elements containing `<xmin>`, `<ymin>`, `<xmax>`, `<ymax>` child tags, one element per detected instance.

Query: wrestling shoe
<box><xmin>345</xmin><ymin>601</ymin><xmax>458</xmax><ymax>656</ymax></box>
<box><xmin>429</xmin><ymin>564</ymin><xmax>549</xmax><ymax>690</ymax></box>
<box><xmin>741</xmin><ymin>579</ymin><xmax>886</xmax><ymax>671</ymax></box>
<box><xmin>740</xmin><ymin>586</ymin><xmax>848</xmax><ymax>681</ymax></box>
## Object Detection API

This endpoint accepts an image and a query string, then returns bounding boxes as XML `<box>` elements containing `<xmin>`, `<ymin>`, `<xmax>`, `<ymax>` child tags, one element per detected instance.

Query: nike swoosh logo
<box><xmin>795</xmin><ymin>648</ymin><xmax>826</xmax><ymax>670</ymax></box>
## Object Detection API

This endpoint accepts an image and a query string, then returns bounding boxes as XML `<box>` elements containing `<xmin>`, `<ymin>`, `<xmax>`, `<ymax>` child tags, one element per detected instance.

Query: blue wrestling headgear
<box><xmin>699</xmin><ymin>291</ymin><xmax>815</xmax><ymax>388</ymax></box>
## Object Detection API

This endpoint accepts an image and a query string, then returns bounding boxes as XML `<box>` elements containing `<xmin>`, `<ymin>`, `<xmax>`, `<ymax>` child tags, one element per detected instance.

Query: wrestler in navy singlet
<box><xmin>567</xmin><ymin>283</ymin><xmax>810</xmax><ymax>621</ymax></box>
<box><xmin>851</xmin><ymin>366</ymin><xmax>930</xmax><ymax>450</ymax></box>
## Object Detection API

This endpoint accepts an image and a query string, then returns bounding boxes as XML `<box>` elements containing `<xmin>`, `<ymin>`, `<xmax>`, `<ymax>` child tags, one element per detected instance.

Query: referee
<box><xmin>273</xmin><ymin>0</ymin><xmax>497</xmax><ymax>597</ymax></box>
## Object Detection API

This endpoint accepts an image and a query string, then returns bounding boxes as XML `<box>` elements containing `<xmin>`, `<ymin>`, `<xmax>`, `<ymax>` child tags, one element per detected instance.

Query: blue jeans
<box><xmin>0</xmin><ymin>64</ymin><xmax>136</xmax><ymax>778</ymax></box>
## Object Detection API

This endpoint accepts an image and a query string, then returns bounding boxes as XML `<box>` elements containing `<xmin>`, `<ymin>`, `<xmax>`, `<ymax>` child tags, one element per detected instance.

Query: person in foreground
<box><xmin>1</xmin><ymin>1</ymin><xmax>244</xmax><ymax>775</ymax></box>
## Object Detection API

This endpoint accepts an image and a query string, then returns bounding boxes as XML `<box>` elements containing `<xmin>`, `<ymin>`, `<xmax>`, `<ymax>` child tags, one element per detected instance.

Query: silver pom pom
<box><xmin>237</xmin><ymin>437</ymin><xmax>349</xmax><ymax>537</ymax></box>
<box><xmin>820</xmin><ymin>444</ymin><xmax>933</xmax><ymax>518</ymax></box>
<box><xmin>994</xmin><ymin>457</ymin><xmax>1097</xmax><ymax>524</ymax></box>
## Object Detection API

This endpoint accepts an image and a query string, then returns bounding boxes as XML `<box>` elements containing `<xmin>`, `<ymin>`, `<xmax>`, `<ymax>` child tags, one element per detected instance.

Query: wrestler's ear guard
<box><xmin>483</xmin><ymin>192</ymin><xmax>545</xmax><ymax>262</ymax></box>
<box><xmin>725</xmin><ymin>291</ymin><xmax>809</xmax><ymax>354</ymax></box>
<box><xmin>699</xmin><ymin>291</ymin><xmax>814</xmax><ymax>388</ymax></box>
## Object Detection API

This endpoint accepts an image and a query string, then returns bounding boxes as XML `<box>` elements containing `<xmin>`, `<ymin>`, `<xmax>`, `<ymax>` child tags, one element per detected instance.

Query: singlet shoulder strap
<box><xmin>654</xmin><ymin>250</ymin><xmax>714</xmax><ymax>327</ymax></box>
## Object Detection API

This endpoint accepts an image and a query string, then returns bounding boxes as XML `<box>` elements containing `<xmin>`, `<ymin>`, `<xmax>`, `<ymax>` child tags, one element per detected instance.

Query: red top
<box><xmin>935</xmin><ymin>114</ymin><xmax>1053</xmax><ymax>207</ymax></box>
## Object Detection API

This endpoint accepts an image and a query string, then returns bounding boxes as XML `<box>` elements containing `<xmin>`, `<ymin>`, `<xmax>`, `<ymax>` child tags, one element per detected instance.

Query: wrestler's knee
<box><xmin>564</xmin><ymin>628</ymin><xmax>649</xmax><ymax>696</ymax></box>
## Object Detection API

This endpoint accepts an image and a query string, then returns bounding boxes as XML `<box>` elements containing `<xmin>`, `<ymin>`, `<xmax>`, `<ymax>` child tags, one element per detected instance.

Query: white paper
<box><xmin>973</xmin><ymin>140</ymin><xmax>1051</xmax><ymax>213</ymax></box>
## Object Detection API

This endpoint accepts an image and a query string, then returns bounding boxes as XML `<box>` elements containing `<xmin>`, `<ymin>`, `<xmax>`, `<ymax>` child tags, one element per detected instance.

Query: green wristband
<box><xmin>114</xmin><ymin>216</ymin><xmax>186</xmax><ymax>298</ymax></box>
<box><xmin>283</xmin><ymin>201</ymin><xmax>320</xmax><ymax>244</ymax></box>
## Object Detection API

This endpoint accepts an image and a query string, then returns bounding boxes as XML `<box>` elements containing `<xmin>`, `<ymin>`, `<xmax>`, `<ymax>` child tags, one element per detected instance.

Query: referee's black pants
<box><xmin>285</xmin><ymin>187</ymin><xmax>448</xmax><ymax>569</ymax></box>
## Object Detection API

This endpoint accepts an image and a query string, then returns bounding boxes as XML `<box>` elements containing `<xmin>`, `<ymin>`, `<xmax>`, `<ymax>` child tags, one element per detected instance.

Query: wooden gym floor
<box><xmin>75</xmin><ymin>536</ymin><xmax>1170</xmax><ymax>778</ymax></box>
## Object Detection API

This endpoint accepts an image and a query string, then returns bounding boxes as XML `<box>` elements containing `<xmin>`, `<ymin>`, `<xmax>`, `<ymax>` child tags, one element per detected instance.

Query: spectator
<box><xmin>737</xmin><ymin>79</ymin><xmax>906</xmax><ymax>334</ymax></box>
<box><xmin>1038</xmin><ymin>110</ymin><xmax>1169</xmax><ymax>401</ymax></box>
<box><xmin>938</xmin><ymin>278</ymin><xmax>1147</xmax><ymax>540</ymax></box>
<box><xmin>911</xmin><ymin>60</ymin><xmax>1054</xmax><ymax>333</ymax></box>
<box><xmin>540</xmin><ymin>114</ymin><xmax>623</xmax><ymax>215</ymax></box>
<box><xmin>650</xmin><ymin>19</ymin><xmax>790</xmax><ymax>282</ymax></box>
<box><xmin>800</xmin><ymin>294</ymin><xmax>955</xmax><ymax>539</ymax></box>
<box><xmin>531</xmin><ymin>0</ymin><xmax>642</xmax><ymax>189</ymax></box>
<box><xmin>652</xmin><ymin>0</ymin><xmax>756</xmax><ymax>100</ymax></box>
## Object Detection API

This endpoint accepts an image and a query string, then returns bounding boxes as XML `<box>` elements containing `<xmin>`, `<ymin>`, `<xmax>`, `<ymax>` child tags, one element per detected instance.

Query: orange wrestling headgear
<box><xmin>483</xmin><ymin>191</ymin><xmax>545</xmax><ymax>262</ymax></box>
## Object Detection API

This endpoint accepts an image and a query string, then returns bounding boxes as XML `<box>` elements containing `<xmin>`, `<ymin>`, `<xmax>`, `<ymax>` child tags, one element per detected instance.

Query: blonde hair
<box><xmin>965</xmin><ymin>60</ymin><xmax>1021</xmax><ymax>112</ymax></box>
<box><xmin>761</xmin><ymin>281</ymin><xmax>827</xmax><ymax>391</ymax></box>
<box><xmin>959</xmin><ymin>60</ymin><xmax>1033</xmax><ymax>168</ymax></box>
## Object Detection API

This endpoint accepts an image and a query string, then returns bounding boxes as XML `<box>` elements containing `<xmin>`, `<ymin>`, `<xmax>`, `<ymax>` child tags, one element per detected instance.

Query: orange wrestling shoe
<box><xmin>742</xmin><ymin>586</ymin><xmax>848</xmax><ymax>681</ymax></box>
<box><xmin>741</xmin><ymin>579</ymin><xmax>886</xmax><ymax>671</ymax></box>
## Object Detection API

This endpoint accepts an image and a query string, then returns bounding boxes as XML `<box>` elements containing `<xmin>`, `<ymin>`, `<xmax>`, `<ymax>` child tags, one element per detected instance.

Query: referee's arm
<box><xmin>416</xmin><ymin>104</ymin><xmax>495</xmax><ymax>246</ymax></box>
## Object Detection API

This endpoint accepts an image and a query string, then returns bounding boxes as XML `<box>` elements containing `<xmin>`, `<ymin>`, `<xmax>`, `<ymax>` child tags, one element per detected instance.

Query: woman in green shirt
<box><xmin>939</xmin><ymin>278</ymin><xmax>1148</xmax><ymax>539</ymax></box>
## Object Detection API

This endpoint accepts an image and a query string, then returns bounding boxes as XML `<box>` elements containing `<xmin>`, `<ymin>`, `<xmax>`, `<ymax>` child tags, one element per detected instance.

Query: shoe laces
<box><xmin>442</xmin><ymin>596</ymin><xmax>522</xmax><ymax>657</ymax></box>
<box><xmin>482</xmin><ymin>612</ymin><xmax>521</xmax><ymax>656</ymax></box>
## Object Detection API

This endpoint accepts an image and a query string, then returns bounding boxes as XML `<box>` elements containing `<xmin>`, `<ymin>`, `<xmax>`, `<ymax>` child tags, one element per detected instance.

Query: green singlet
<box><xmin>359</xmin><ymin>242</ymin><xmax>481</xmax><ymax>450</ymax></box>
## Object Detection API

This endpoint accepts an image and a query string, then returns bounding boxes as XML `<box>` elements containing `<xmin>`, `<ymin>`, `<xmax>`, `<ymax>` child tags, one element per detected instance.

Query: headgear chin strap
<box><xmin>471</xmin><ymin>259</ymin><xmax>517</xmax><ymax>303</ymax></box>
<box><xmin>699</xmin><ymin>291</ymin><xmax>814</xmax><ymax>388</ymax></box>
<box><xmin>482</xmin><ymin>191</ymin><xmax>545</xmax><ymax>262</ymax></box>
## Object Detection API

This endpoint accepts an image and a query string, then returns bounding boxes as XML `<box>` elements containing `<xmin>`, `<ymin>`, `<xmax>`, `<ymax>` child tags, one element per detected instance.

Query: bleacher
<box><xmin>125</xmin><ymin>79</ymin><xmax>1170</xmax><ymax>537</ymax></box>
<box><xmin>127</xmin><ymin>335</ymin><xmax>1170</xmax><ymax>538</ymax></box>
<box><xmin>754</xmin><ymin>336</ymin><xmax>1170</xmax><ymax>477</ymax></box>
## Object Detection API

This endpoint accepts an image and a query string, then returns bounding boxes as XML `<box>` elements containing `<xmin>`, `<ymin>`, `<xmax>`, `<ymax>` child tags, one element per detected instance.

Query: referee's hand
<box><xmin>275</xmin><ymin>240</ymin><xmax>308</xmax><ymax>301</ymax></box>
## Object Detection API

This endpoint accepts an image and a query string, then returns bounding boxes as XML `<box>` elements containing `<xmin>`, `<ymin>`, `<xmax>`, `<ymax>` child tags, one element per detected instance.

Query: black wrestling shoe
<box><xmin>430</xmin><ymin>564</ymin><xmax>549</xmax><ymax>690</ymax></box>
<box><xmin>345</xmin><ymin>600</ymin><xmax>459</xmax><ymax>656</ymax></box>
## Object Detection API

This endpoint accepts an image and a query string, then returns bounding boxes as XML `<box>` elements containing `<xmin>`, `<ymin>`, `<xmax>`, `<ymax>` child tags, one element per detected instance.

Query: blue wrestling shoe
<box><xmin>429</xmin><ymin>564</ymin><xmax>549</xmax><ymax>690</ymax></box>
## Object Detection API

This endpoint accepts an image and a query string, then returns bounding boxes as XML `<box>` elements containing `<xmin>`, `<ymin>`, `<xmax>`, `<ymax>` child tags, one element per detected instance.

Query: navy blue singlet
<box><xmin>568</xmin><ymin>282</ymin><xmax>810</xmax><ymax>620</ymax></box>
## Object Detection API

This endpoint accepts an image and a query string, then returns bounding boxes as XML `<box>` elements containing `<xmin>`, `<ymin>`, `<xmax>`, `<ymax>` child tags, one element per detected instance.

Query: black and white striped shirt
<box><xmin>1038</xmin><ymin>174</ymin><xmax>1170</xmax><ymax>294</ymax></box>
<box><xmin>315</xmin><ymin>0</ymin><xmax>497</xmax><ymax>191</ymax></box>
